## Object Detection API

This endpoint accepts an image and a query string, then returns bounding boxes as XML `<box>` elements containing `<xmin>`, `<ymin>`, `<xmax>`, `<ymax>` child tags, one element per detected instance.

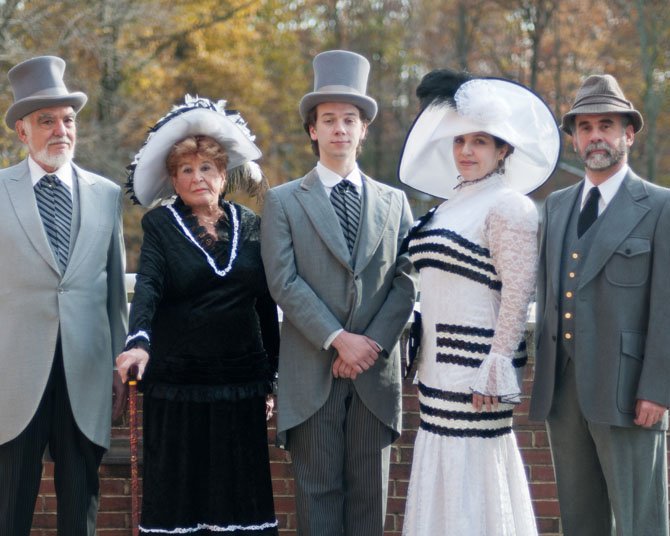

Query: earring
<box><xmin>497</xmin><ymin>159</ymin><xmax>505</xmax><ymax>174</ymax></box>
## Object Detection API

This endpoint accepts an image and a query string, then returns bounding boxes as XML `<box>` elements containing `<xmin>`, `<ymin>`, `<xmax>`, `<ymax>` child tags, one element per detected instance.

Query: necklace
<box><xmin>454</xmin><ymin>169</ymin><xmax>501</xmax><ymax>189</ymax></box>
<box><xmin>196</xmin><ymin>212</ymin><xmax>224</xmax><ymax>226</ymax></box>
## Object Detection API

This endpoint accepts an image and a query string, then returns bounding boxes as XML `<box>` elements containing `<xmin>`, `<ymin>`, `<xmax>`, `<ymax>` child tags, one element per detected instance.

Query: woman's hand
<box><xmin>116</xmin><ymin>348</ymin><xmax>150</xmax><ymax>383</ymax></box>
<box><xmin>265</xmin><ymin>394</ymin><xmax>275</xmax><ymax>421</ymax></box>
<box><xmin>472</xmin><ymin>393</ymin><xmax>499</xmax><ymax>412</ymax></box>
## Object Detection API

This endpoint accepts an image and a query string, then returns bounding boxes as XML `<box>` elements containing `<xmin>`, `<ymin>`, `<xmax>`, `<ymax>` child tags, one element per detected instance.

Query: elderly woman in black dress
<box><xmin>116</xmin><ymin>96</ymin><xmax>279</xmax><ymax>535</ymax></box>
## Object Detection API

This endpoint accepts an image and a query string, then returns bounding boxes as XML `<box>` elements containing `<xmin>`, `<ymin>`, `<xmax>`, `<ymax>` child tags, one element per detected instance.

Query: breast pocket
<box><xmin>605</xmin><ymin>237</ymin><xmax>650</xmax><ymax>287</ymax></box>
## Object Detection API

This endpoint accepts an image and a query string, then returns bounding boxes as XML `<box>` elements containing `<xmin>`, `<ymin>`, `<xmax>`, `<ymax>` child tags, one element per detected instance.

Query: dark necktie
<box><xmin>330</xmin><ymin>179</ymin><xmax>361</xmax><ymax>253</ymax></box>
<box><xmin>577</xmin><ymin>186</ymin><xmax>601</xmax><ymax>238</ymax></box>
<box><xmin>34</xmin><ymin>174</ymin><xmax>73</xmax><ymax>271</ymax></box>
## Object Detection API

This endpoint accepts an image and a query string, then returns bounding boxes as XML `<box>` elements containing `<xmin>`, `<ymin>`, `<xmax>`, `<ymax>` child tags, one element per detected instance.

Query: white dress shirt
<box><xmin>28</xmin><ymin>156</ymin><xmax>74</xmax><ymax>200</ymax></box>
<box><xmin>581</xmin><ymin>164</ymin><xmax>629</xmax><ymax>216</ymax></box>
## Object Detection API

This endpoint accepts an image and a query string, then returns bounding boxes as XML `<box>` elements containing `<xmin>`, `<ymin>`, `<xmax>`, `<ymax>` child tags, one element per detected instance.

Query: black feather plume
<box><xmin>416</xmin><ymin>69</ymin><xmax>472</xmax><ymax>111</ymax></box>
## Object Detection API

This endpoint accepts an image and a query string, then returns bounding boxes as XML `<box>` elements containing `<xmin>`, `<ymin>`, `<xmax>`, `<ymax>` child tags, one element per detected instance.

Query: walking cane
<box><xmin>128</xmin><ymin>366</ymin><xmax>140</xmax><ymax>536</ymax></box>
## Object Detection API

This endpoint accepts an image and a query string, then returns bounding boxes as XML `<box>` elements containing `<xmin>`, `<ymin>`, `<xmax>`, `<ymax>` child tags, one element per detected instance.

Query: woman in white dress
<box><xmin>398</xmin><ymin>73</ymin><xmax>561</xmax><ymax>535</ymax></box>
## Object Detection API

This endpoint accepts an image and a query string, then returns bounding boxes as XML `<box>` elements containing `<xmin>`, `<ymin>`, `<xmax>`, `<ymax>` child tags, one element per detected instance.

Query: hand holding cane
<box><xmin>128</xmin><ymin>365</ymin><xmax>140</xmax><ymax>536</ymax></box>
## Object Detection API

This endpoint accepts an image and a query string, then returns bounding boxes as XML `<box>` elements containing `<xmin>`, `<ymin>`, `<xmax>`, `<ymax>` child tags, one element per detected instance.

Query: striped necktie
<box><xmin>330</xmin><ymin>179</ymin><xmax>361</xmax><ymax>253</ymax></box>
<box><xmin>34</xmin><ymin>174</ymin><xmax>72</xmax><ymax>271</ymax></box>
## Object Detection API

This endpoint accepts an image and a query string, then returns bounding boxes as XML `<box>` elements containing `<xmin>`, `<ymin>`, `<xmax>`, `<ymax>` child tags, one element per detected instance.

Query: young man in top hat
<box><xmin>529</xmin><ymin>74</ymin><xmax>670</xmax><ymax>535</ymax></box>
<box><xmin>260</xmin><ymin>50</ymin><xmax>417</xmax><ymax>535</ymax></box>
<box><xmin>0</xmin><ymin>56</ymin><xmax>128</xmax><ymax>536</ymax></box>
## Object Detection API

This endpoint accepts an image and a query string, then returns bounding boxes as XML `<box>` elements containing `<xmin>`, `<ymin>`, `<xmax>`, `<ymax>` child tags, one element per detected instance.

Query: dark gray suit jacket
<box><xmin>260</xmin><ymin>169</ymin><xmax>417</xmax><ymax>445</ymax></box>
<box><xmin>530</xmin><ymin>171</ymin><xmax>670</xmax><ymax>430</ymax></box>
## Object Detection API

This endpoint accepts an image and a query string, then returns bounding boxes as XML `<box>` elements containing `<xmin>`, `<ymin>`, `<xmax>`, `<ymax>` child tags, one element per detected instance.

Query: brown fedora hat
<box><xmin>560</xmin><ymin>74</ymin><xmax>643</xmax><ymax>134</ymax></box>
<box><xmin>5</xmin><ymin>56</ymin><xmax>87</xmax><ymax>130</ymax></box>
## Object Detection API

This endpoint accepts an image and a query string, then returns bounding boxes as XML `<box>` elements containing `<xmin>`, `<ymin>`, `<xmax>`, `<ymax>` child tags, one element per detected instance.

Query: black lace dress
<box><xmin>125</xmin><ymin>197</ymin><xmax>279</xmax><ymax>535</ymax></box>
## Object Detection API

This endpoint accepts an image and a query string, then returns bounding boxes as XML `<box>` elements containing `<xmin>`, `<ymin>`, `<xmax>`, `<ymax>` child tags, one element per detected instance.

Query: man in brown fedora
<box><xmin>0</xmin><ymin>56</ymin><xmax>127</xmax><ymax>535</ymax></box>
<box><xmin>530</xmin><ymin>74</ymin><xmax>670</xmax><ymax>535</ymax></box>
<box><xmin>260</xmin><ymin>50</ymin><xmax>417</xmax><ymax>535</ymax></box>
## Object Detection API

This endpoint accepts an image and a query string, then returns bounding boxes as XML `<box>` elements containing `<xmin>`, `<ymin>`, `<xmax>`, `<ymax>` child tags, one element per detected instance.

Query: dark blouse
<box><xmin>125</xmin><ymin>197</ymin><xmax>279</xmax><ymax>402</ymax></box>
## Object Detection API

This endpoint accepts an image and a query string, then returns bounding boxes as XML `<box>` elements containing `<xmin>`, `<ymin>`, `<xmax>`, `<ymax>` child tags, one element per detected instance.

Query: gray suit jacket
<box><xmin>261</xmin><ymin>169</ymin><xmax>417</xmax><ymax>444</ymax></box>
<box><xmin>0</xmin><ymin>159</ymin><xmax>128</xmax><ymax>448</ymax></box>
<box><xmin>530</xmin><ymin>171</ymin><xmax>670</xmax><ymax>430</ymax></box>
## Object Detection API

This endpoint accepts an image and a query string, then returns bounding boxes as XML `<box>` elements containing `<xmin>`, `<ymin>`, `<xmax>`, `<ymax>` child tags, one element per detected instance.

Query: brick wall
<box><xmin>28</xmin><ymin>346</ymin><xmax>668</xmax><ymax>536</ymax></box>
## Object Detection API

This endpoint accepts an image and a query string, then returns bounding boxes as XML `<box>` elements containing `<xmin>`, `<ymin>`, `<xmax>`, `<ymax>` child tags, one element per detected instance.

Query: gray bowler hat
<box><xmin>5</xmin><ymin>55</ymin><xmax>88</xmax><ymax>130</ymax></box>
<box><xmin>561</xmin><ymin>74</ymin><xmax>643</xmax><ymax>134</ymax></box>
<box><xmin>299</xmin><ymin>50</ymin><xmax>378</xmax><ymax>122</ymax></box>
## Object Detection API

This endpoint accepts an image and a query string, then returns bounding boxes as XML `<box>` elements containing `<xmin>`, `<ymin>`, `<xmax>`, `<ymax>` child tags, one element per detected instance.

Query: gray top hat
<box><xmin>561</xmin><ymin>74</ymin><xmax>643</xmax><ymax>134</ymax></box>
<box><xmin>299</xmin><ymin>50</ymin><xmax>378</xmax><ymax>122</ymax></box>
<box><xmin>5</xmin><ymin>55</ymin><xmax>88</xmax><ymax>130</ymax></box>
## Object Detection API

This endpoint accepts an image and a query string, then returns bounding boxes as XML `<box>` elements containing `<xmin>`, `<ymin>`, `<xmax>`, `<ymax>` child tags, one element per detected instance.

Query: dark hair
<box><xmin>166</xmin><ymin>135</ymin><xmax>229</xmax><ymax>177</ymax></box>
<box><xmin>303</xmin><ymin>103</ymin><xmax>371</xmax><ymax>157</ymax></box>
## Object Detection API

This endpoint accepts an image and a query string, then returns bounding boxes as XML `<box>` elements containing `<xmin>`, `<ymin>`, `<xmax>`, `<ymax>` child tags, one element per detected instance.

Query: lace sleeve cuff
<box><xmin>470</xmin><ymin>351</ymin><xmax>521</xmax><ymax>404</ymax></box>
<box><xmin>124</xmin><ymin>330</ymin><xmax>150</xmax><ymax>352</ymax></box>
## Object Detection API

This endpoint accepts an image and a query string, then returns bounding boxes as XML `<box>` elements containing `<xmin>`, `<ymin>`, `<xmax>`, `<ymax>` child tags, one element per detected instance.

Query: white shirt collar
<box><xmin>316</xmin><ymin>161</ymin><xmax>363</xmax><ymax>195</ymax></box>
<box><xmin>581</xmin><ymin>164</ymin><xmax>629</xmax><ymax>213</ymax></box>
<box><xmin>28</xmin><ymin>156</ymin><xmax>74</xmax><ymax>193</ymax></box>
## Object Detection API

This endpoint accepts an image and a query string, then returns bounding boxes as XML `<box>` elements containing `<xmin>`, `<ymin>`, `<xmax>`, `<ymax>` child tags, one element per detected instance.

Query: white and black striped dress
<box><xmin>403</xmin><ymin>176</ymin><xmax>538</xmax><ymax>536</ymax></box>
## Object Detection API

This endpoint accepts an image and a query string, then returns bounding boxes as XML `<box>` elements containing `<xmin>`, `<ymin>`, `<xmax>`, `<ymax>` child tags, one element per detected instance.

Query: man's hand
<box><xmin>332</xmin><ymin>356</ymin><xmax>358</xmax><ymax>379</ymax></box>
<box><xmin>635</xmin><ymin>399</ymin><xmax>668</xmax><ymax>428</ymax></box>
<box><xmin>111</xmin><ymin>370</ymin><xmax>127</xmax><ymax>424</ymax></box>
<box><xmin>331</xmin><ymin>331</ymin><xmax>380</xmax><ymax>376</ymax></box>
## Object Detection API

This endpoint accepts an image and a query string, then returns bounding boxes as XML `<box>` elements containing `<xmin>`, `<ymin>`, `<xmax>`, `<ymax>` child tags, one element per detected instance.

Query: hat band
<box><xmin>573</xmin><ymin>93</ymin><xmax>633</xmax><ymax>110</ymax></box>
<box><xmin>313</xmin><ymin>84</ymin><xmax>365</xmax><ymax>96</ymax></box>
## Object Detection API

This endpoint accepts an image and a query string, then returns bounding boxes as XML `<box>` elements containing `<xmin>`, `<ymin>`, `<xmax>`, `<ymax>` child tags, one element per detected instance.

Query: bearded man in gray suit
<box><xmin>530</xmin><ymin>74</ymin><xmax>670</xmax><ymax>535</ymax></box>
<box><xmin>261</xmin><ymin>50</ymin><xmax>417</xmax><ymax>535</ymax></box>
<box><xmin>0</xmin><ymin>56</ymin><xmax>128</xmax><ymax>536</ymax></box>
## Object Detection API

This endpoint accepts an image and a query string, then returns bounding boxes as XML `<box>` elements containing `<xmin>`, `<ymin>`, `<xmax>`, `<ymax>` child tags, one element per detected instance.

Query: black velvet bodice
<box><xmin>126</xmin><ymin>198</ymin><xmax>279</xmax><ymax>401</ymax></box>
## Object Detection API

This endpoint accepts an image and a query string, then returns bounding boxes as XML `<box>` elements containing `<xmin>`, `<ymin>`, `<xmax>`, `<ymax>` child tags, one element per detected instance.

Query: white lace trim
<box><xmin>167</xmin><ymin>203</ymin><xmax>240</xmax><ymax>278</ymax></box>
<box><xmin>139</xmin><ymin>519</ymin><xmax>278</xmax><ymax>533</ymax></box>
<box><xmin>470</xmin><ymin>351</ymin><xmax>522</xmax><ymax>404</ymax></box>
<box><xmin>125</xmin><ymin>330</ymin><xmax>150</xmax><ymax>346</ymax></box>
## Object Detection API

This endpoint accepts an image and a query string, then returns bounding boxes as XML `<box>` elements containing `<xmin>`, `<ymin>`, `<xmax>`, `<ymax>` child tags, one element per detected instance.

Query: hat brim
<box><xmin>560</xmin><ymin>106</ymin><xmax>643</xmax><ymax>134</ymax></box>
<box><xmin>299</xmin><ymin>92</ymin><xmax>378</xmax><ymax>122</ymax></box>
<box><xmin>399</xmin><ymin>78</ymin><xmax>561</xmax><ymax>199</ymax></box>
<box><xmin>5</xmin><ymin>93</ymin><xmax>87</xmax><ymax>129</ymax></box>
<box><xmin>131</xmin><ymin>107</ymin><xmax>262</xmax><ymax>207</ymax></box>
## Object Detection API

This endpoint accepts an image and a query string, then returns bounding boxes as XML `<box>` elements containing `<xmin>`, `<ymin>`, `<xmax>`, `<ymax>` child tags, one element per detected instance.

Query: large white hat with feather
<box><xmin>399</xmin><ymin>78</ymin><xmax>560</xmax><ymax>199</ymax></box>
<box><xmin>127</xmin><ymin>95</ymin><xmax>265</xmax><ymax>206</ymax></box>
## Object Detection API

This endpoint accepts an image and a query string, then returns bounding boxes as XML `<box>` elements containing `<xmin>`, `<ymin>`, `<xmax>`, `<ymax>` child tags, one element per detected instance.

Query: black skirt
<box><xmin>139</xmin><ymin>393</ymin><xmax>278</xmax><ymax>535</ymax></box>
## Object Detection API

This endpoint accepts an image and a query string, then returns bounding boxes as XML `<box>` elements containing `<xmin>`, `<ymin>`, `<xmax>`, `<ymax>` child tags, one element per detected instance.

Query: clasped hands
<box><xmin>331</xmin><ymin>331</ymin><xmax>381</xmax><ymax>380</ymax></box>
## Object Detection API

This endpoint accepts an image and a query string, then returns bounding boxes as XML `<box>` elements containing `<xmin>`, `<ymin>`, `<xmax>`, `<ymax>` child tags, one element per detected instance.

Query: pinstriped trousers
<box><xmin>287</xmin><ymin>378</ymin><xmax>393</xmax><ymax>536</ymax></box>
<box><xmin>0</xmin><ymin>340</ymin><xmax>104</xmax><ymax>536</ymax></box>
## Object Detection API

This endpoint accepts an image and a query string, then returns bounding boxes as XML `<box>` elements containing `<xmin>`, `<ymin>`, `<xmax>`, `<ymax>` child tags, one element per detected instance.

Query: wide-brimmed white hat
<box><xmin>299</xmin><ymin>50</ymin><xmax>377</xmax><ymax>122</ymax></box>
<box><xmin>5</xmin><ymin>56</ymin><xmax>87</xmax><ymax>129</ymax></box>
<box><xmin>399</xmin><ymin>78</ymin><xmax>560</xmax><ymax>199</ymax></box>
<box><xmin>127</xmin><ymin>95</ymin><xmax>263</xmax><ymax>206</ymax></box>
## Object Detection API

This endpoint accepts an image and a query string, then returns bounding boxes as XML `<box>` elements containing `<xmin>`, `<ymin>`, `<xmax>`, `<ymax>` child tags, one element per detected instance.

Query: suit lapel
<box><xmin>354</xmin><ymin>176</ymin><xmax>392</xmax><ymax>272</ymax></box>
<box><xmin>295</xmin><ymin>169</ymin><xmax>352</xmax><ymax>268</ymax></box>
<box><xmin>4</xmin><ymin>160</ymin><xmax>61</xmax><ymax>274</ymax></box>
<box><xmin>578</xmin><ymin>172</ymin><xmax>650</xmax><ymax>289</ymax></box>
<box><xmin>546</xmin><ymin>182</ymin><xmax>581</xmax><ymax>296</ymax></box>
<box><xmin>63</xmin><ymin>166</ymin><xmax>100</xmax><ymax>280</ymax></box>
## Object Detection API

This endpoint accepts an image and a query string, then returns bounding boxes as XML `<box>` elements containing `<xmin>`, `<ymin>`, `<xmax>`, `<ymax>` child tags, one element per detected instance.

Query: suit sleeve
<box><xmin>260</xmin><ymin>187</ymin><xmax>343</xmax><ymax>350</ymax></box>
<box><xmin>125</xmin><ymin>211</ymin><xmax>167</xmax><ymax>351</ymax></box>
<box><xmin>637</xmin><ymin>194</ymin><xmax>670</xmax><ymax>407</ymax></box>
<box><xmin>107</xmin><ymin>187</ymin><xmax>129</xmax><ymax>360</ymax></box>
<box><xmin>362</xmin><ymin>191</ymin><xmax>418</xmax><ymax>352</ymax></box>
